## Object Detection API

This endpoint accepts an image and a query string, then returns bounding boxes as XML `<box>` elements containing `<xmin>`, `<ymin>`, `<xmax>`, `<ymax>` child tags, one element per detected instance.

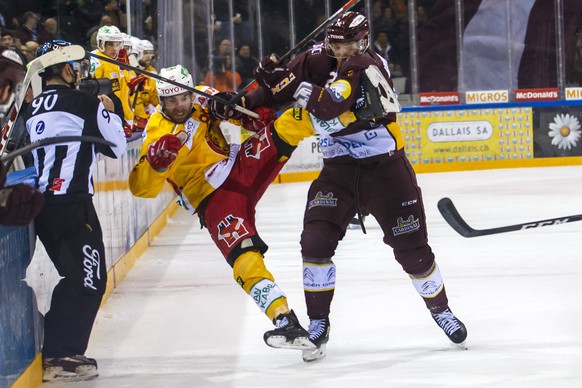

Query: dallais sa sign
<box><xmin>427</xmin><ymin>121</ymin><xmax>493</xmax><ymax>142</ymax></box>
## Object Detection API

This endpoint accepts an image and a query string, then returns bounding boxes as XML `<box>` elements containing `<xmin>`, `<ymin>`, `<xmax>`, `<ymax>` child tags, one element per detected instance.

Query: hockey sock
<box><xmin>409</xmin><ymin>262</ymin><xmax>449</xmax><ymax>313</ymax></box>
<box><xmin>233</xmin><ymin>250</ymin><xmax>288</xmax><ymax>320</ymax></box>
<box><xmin>303</xmin><ymin>262</ymin><xmax>336</xmax><ymax>319</ymax></box>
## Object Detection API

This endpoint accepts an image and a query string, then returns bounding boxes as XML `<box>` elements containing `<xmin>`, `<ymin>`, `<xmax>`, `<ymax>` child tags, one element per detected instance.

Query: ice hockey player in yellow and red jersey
<box><xmin>225</xmin><ymin>11</ymin><xmax>468</xmax><ymax>361</ymax></box>
<box><xmin>129</xmin><ymin>65</ymin><xmax>322</xmax><ymax>351</ymax></box>
<box><xmin>89</xmin><ymin>25</ymin><xmax>134</xmax><ymax>130</ymax></box>
<box><xmin>127</xmin><ymin>39</ymin><xmax>159</xmax><ymax>132</ymax></box>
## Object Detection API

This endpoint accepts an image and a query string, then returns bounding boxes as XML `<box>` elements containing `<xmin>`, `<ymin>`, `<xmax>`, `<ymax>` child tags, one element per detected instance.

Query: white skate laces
<box><xmin>431</xmin><ymin>308</ymin><xmax>468</xmax><ymax>345</ymax></box>
<box><xmin>308</xmin><ymin>319</ymin><xmax>328</xmax><ymax>342</ymax></box>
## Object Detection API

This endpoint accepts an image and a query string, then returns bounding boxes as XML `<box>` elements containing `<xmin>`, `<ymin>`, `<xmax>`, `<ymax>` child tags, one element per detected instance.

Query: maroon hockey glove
<box><xmin>208</xmin><ymin>91</ymin><xmax>245</xmax><ymax>121</ymax></box>
<box><xmin>0</xmin><ymin>184</ymin><xmax>45</xmax><ymax>226</ymax></box>
<box><xmin>254</xmin><ymin>54</ymin><xmax>294</xmax><ymax>92</ymax></box>
<box><xmin>127</xmin><ymin>75</ymin><xmax>146</xmax><ymax>95</ymax></box>
<box><xmin>146</xmin><ymin>134</ymin><xmax>182</xmax><ymax>171</ymax></box>
<box><xmin>241</xmin><ymin>107</ymin><xmax>277</xmax><ymax>132</ymax></box>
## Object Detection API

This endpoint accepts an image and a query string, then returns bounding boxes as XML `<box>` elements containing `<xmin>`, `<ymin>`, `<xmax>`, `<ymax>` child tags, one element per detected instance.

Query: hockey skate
<box><xmin>264</xmin><ymin>310</ymin><xmax>315</xmax><ymax>350</ymax></box>
<box><xmin>302</xmin><ymin>317</ymin><xmax>330</xmax><ymax>362</ymax></box>
<box><xmin>431</xmin><ymin>308</ymin><xmax>468</xmax><ymax>348</ymax></box>
<box><xmin>43</xmin><ymin>355</ymin><xmax>98</xmax><ymax>382</ymax></box>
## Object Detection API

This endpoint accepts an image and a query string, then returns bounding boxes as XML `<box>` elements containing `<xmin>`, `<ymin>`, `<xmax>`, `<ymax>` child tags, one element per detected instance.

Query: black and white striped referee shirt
<box><xmin>26</xmin><ymin>85</ymin><xmax>127</xmax><ymax>203</ymax></box>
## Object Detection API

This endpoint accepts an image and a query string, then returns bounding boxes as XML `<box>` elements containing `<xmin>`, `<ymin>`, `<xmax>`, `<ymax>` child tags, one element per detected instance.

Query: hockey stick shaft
<box><xmin>233</xmin><ymin>0</ymin><xmax>362</xmax><ymax>96</ymax></box>
<box><xmin>1</xmin><ymin>136</ymin><xmax>115</xmax><ymax>164</ymax></box>
<box><xmin>86</xmin><ymin>52</ymin><xmax>259</xmax><ymax>119</ymax></box>
<box><xmin>1</xmin><ymin>45</ymin><xmax>87</xmax><ymax>157</ymax></box>
<box><xmin>437</xmin><ymin>197</ymin><xmax>582</xmax><ymax>237</ymax></box>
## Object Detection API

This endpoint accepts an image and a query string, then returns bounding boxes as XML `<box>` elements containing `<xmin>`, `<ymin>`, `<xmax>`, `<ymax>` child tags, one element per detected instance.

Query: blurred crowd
<box><xmin>0</xmin><ymin>0</ymin><xmax>155</xmax><ymax>65</ymax></box>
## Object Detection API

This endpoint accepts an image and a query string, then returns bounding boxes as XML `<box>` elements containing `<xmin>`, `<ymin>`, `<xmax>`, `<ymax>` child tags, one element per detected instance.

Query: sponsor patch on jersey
<box><xmin>49</xmin><ymin>178</ymin><xmax>65</xmax><ymax>191</ymax></box>
<box><xmin>292</xmin><ymin>108</ymin><xmax>302</xmax><ymax>120</ymax></box>
<box><xmin>35</xmin><ymin>121</ymin><xmax>45</xmax><ymax>135</ymax></box>
<box><xmin>392</xmin><ymin>215</ymin><xmax>420</xmax><ymax>236</ymax></box>
<box><xmin>217</xmin><ymin>214</ymin><xmax>249</xmax><ymax>248</ymax></box>
<box><xmin>308</xmin><ymin>191</ymin><xmax>338</xmax><ymax>209</ymax></box>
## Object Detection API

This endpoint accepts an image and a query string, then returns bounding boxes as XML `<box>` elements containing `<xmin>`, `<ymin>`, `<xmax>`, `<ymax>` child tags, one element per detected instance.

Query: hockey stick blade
<box><xmin>1</xmin><ymin>45</ymin><xmax>86</xmax><ymax>157</ymax></box>
<box><xmin>438</xmin><ymin>197</ymin><xmax>582</xmax><ymax>237</ymax></box>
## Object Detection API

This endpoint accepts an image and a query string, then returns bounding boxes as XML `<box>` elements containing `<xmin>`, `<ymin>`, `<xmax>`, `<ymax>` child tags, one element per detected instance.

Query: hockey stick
<box><xmin>437</xmin><ymin>197</ymin><xmax>582</xmax><ymax>238</ymax></box>
<box><xmin>232</xmin><ymin>0</ymin><xmax>363</xmax><ymax>98</ymax></box>
<box><xmin>86</xmin><ymin>52</ymin><xmax>259</xmax><ymax>119</ymax></box>
<box><xmin>1</xmin><ymin>45</ymin><xmax>87</xmax><ymax>157</ymax></box>
<box><xmin>0</xmin><ymin>136</ymin><xmax>115</xmax><ymax>164</ymax></box>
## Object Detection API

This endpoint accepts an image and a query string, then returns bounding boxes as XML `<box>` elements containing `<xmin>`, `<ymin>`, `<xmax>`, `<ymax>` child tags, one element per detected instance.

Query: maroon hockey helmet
<box><xmin>325</xmin><ymin>11</ymin><xmax>370</xmax><ymax>58</ymax></box>
<box><xmin>0</xmin><ymin>46</ymin><xmax>26</xmax><ymax>91</ymax></box>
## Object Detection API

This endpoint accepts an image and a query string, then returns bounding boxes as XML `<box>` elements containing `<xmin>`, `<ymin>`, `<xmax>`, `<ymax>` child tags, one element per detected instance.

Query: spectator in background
<box><xmin>1</xmin><ymin>31</ymin><xmax>15</xmax><ymax>47</ymax></box>
<box><xmin>14</xmin><ymin>11</ymin><xmax>42</xmax><ymax>44</ymax></box>
<box><xmin>40</xmin><ymin>18</ymin><xmax>58</xmax><ymax>42</ymax></box>
<box><xmin>236</xmin><ymin>43</ymin><xmax>258</xmax><ymax>87</ymax></box>
<box><xmin>375</xmin><ymin>6</ymin><xmax>399</xmax><ymax>39</ymax></box>
<box><xmin>217</xmin><ymin>38</ymin><xmax>232</xmax><ymax>57</ymax></box>
<box><xmin>20</xmin><ymin>40</ymin><xmax>38</xmax><ymax>63</ymax></box>
<box><xmin>203</xmin><ymin>54</ymin><xmax>241</xmax><ymax>92</ymax></box>
<box><xmin>103</xmin><ymin>0</ymin><xmax>126</xmax><ymax>31</ymax></box>
<box><xmin>372</xmin><ymin>30</ymin><xmax>398</xmax><ymax>65</ymax></box>
<box><xmin>88</xmin><ymin>15</ymin><xmax>113</xmax><ymax>50</ymax></box>
<box><xmin>78</xmin><ymin>0</ymin><xmax>105</xmax><ymax>36</ymax></box>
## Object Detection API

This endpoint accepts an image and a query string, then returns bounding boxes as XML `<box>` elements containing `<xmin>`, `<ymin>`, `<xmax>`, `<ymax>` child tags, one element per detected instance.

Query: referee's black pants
<box><xmin>34</xmin><ymin>199</ymin><xmax>107</xmax><ymax>359</ymax></box>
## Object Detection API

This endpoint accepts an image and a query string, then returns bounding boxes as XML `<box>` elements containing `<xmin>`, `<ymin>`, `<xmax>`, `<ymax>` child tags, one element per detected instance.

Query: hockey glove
<box><xmin>123</xmin><ymin>122</ymin><xmax>133</xmax><ymax>138</ymax></box>
<box><xmin>146</xmin><ymin>134</ymin><xmax>183</xmax><ymax>171</ymax></box>
<box><xmin>0</xmin><ymin>184</ymin><xmax>45</xmax><ymax>226</ymax></box>
<box><xmin>127</xmin><ymin>75</ymin><xmax>146</xmax><ymax>95</ymax></box>
<box><xmin>117</xmin><ymin>48</ymin><xmax>130</xmax><ymax>65</ymax></box>
<box><xmin>208</xmin><ymin>91</ymin><xmax>246</xmax><ymax>121</ymax></box>
<box><xmin>293</xmin><ymin>82</ymin><xmax>314</xmax><ymax>108</ymax></box>
<box><xmin>240</xmin><ymin>107</ymin><xmax>277</xmax><ymax>132</ymax></box>
<box><xmin>254</xmin><ymin>54</ymin><xmax>295</xmax><ymax>94</ymax></box>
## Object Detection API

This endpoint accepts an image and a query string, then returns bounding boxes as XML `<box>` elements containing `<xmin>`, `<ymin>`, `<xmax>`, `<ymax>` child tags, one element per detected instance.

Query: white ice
<box><xmin>48</xmin><ymin>166</ymin><xmax>582</xmax><ymax>387</ymax></box>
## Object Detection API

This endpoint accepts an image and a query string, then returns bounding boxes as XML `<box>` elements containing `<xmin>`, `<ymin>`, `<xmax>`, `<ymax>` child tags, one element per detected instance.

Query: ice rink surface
<box><xmin>46</xmin><ymin>165</ymin><xmax>582</xmax><ymax>387</ymax></box>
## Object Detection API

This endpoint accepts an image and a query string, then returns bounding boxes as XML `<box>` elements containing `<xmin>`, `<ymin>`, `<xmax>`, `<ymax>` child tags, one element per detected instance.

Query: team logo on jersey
<box><xmin>217</xmin><ymin>214</ymin><xmax>249</xmax><ymax>248</ymax></box>
<box><xmin>49</xmin><ymin>178</ymin><xmax>65</xmax><ymax>191</ymax></box>
<box><xmin>243</xmin><ymin>130</ymin><xmax>271</xmax><ymax>159</ymax></box>
<box><xmin>392</xmin><ymin>215</ymin><xmax>421</xmax><ymax>236</ymax></box>
<box><xmin>308</xmin><ymin>191</ymin><xmax>338</xmax><ymax>209</ymax></box>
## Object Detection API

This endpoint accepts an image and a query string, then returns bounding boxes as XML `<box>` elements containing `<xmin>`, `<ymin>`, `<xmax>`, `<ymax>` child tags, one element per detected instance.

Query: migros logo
<box><xmin>465</xmin><ymin>90</ymin><xmax>508</xmax><ymax>104</ymax></box>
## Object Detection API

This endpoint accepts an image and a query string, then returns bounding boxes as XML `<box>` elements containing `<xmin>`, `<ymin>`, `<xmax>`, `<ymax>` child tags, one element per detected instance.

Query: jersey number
<box><xmin>31</xmin><ymin>94</ymin><xmax>58</xmax><ymax>114</ymax></box>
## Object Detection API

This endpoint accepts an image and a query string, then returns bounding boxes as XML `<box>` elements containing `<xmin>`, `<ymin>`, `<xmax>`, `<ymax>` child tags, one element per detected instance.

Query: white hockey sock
<box><xmin>410</xmin><ymin>263</ymin><xmax>444</xmax><ymax>298</ymax></box>
<box><xmin>303</xmin><ymin>263</ymin><xmax>336</xmax><ymax>292</ymax></box>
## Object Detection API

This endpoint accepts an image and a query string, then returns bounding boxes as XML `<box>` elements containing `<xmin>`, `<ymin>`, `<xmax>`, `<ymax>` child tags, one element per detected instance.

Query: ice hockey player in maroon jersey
<box><xmin>215</xmin><ymin>11</ymin><xmax>468</xmax><ymax>361</ymax></box>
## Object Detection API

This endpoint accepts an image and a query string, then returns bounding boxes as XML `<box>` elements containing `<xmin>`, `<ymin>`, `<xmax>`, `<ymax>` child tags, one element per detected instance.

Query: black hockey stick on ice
<box><xmin>1</xmin><ymin>136</ymin><xmax>114</xmax><ymax>164</ymax></box>
<box><xmin>86</xmin><ymin>52</ymin><xmax>259</xmax><ymax>119</ymax></box>
<box><xmin>1</xmin><ymin>45</ymin><xmax>87</xmax><ymax>157</ymax></box>
<box><xmin>231</xmin><ymin>0</ymin><xmax>363</xmax><ymax>98</ymax></box>
<box><xmin>437</xmin><ymin>197</ymin><xmax>582</xmax><ymax>238</ymax></box>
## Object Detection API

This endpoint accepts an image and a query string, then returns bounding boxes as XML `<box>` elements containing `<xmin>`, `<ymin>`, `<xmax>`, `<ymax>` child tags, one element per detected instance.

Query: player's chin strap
<box><xmin>1</xmin><ymin>136</ymin><xmax>115</xmax><ymax>164</ymax></box>
<box><xmin>85</xmin><ymin>52</ymin><xmax>259</xmax><ymax>120</ymax></box>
